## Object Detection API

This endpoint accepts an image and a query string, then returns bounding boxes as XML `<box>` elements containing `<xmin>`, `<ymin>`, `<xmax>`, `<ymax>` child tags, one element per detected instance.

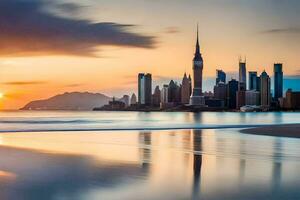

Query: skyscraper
<box><xmin>181</xmin><ymin>73</ymin><xmax>192</xmax><ymax>104</ymax></box>
<box><xmin>214</xmin><ymin>82</ymin><xmax>227</xmax><ymax>105</ymax></box>
<box><xmin>227</xmin><ymin>79</ymin><xmax>239</xmax><ymax>109</ymax></box>
<box><xmin>161</xmin><ymin>84</ymin><xmax>169</xmax><ymax>104</ymax></box>
<box><xmin>239</xmin><ymin>59</ymin><xmax>247</xmax><ymax>90</ymax></box>
<box><xmin>138</xmin><ymin>73</ymin><xmax>152</xmax><ymax>106</ymax></box>
<box><xmin>245</xmin><ymin>90</ymin><xmax>260</xmax><ymax>106</ymax></box>
<box><xmin>260</xmin><ymin>71</ymin><xmax>271</xmax><ymax>107</ymax></box>
<box><xmin>274</xmin><ymin>63</ymin><xmax>283</xmax><ymax>100</ymax></box>
<box><xmin>190</xmin><ymin>26</ymin><xmax>205</xmax><ymax>106</ymax></box>
<box><xmin>168</xmin><ymin>80</ymin><xmax>181</xmax><ymax>103</ymax></box>
<box><xmin>152</xmin><ymin>85</ymin><xmax>161</xmax><ymax>107</ymax></box>
<box><xmin>248</xmin><ymin>71</ymin><xmax>258</xmax><ymax>91</ymax></box>
<box><xmin>216</xmin><ymin>69</ymin><xmax>226</xmax><ymax>85</ymax></box>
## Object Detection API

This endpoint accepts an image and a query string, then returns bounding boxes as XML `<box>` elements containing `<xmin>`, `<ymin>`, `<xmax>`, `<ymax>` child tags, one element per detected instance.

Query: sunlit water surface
<box><xmin>0</xmin><ymin>111</ymin><xmax>300</xmax><ymax>132</ymax></box>
<box><xmin>0</xmin><ymin>111</ymin><xmax>299</xmax><ymax>200</ymax></box>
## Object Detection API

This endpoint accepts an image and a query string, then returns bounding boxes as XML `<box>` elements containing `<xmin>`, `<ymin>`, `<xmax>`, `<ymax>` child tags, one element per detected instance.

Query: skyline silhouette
<box><xmin>0</xmin><ymin>0</ymin><xmax>299</xmax><ymax>109</ymax></box>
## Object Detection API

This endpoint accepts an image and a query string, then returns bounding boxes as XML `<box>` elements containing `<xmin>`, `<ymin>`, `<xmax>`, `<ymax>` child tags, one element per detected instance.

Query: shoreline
<box><xmin>240</xmin><ymin>124</ymin><xmax>300</xmax><ymax>138</ymax></box>
<box><xmin>1</xmin><ymin>123</ymin><xmax>300</xmax><ymax>134</ymax></box>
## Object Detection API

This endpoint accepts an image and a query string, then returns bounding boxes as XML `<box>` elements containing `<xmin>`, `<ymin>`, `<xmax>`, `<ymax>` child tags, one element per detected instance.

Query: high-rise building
<box><xmin>190</xmin><ymin>26</ymin><xmax>205</xmax><ymax>106</ymax></box>
<box><xmin>260</xmin><ymin>71</ymin><xmax>271</xmax><ymax>107</ymax></box>
<box><xmin>216</xmin><ymin>70</ymin><xmax>226</xmax><ymax>85</ymax></box>
<box><xmin>245</xmin><ymin>90</ymin><xmax>260</xmax><ymax>106</ymax></box>
<box><xmin>239</xmin><ymin>59</ymin><xmax>247</xmax><ymax>90</ymax></box>
<box><xmin>248</xmin><ymin>71</ymin><xmax>258</xmax><ymax>91</ymax></box>
<box><xmin>168</xmin><ymin>80</ymin><xmax>181</xmax><ymax>103</ymax></box>
<box><xmin>181</xmin><ymin>73</ymin><xmax>192</xmax><ymax>104</ymax></box>
<box><xmin>161</xmin><ymin>84</ymin><xmax>169</xmax><ymax>104</ymax></box>
<box><xmin>214</xmin><ymin>82</ymin><xmax>227</xmax><ymax>102</ymax></box>
<box><xmin>236</xmin><ymin>90</ymin><xmax>246</xmax><ymax>109</ymax></box>
<box><xmin>138</xmin><ymin>73</ymin><xmax>152</xmax><ymax>106</ymax></box>
<box><xmin>279</xmin><ymin>89</ymin><xmax>300</xmax><ymax>110</ymax></box>
<box><xmin>188</xmin><ymin>74</ymin><xmax>192</xmax><ymax>94</ymax></box>
<box><xmin>274</xmin><ymin>63</ymin><xmax>283</xmax><ymax>100</ymax></box>
<box><xmin>256</xmin><ymin>76</ymin><xmax>261</xmax><ymax>92</ymax></box>
<box><xmin>152</xmin><ymin>86</ymin><xmax>161</xmax><ymax>107</ymax></box>
<box><xmin>160</xmin><ymin>84</ymin><xmax>170</xmax><ymax>109</ymax></box>
<box><xmin>130</xmin><ymin>93</ymin><xmax>137</xmax><ymax>105</ymax></box>
<box><xmin>227</xmin><ymin>79</ymin><xmax>239</xmax><ymax>109</ymax></box>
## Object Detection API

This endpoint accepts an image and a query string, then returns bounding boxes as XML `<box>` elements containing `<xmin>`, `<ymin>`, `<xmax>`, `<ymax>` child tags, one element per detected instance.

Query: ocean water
<box><xmin>0</xmin><ymin>111</ymin><xmax>299</xmax><ymax>200</ymax></box>
<box><xmin>0</xmin><ymin>111</ymin><xmax>300</xmax><ymax>132</ymax></box>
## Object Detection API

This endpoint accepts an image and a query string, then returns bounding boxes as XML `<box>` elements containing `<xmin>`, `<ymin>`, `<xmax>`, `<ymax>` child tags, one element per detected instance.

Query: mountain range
<box><xmin>21</xmin><ymin>92</ymin><xmax>112</xmax><ymax>110</ymax></box>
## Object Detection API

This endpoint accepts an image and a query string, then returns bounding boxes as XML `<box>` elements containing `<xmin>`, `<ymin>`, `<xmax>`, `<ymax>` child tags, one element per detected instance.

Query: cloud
<box><xmin>261</xmin><ymin>27</ymin><xmax>300</xmax><ymax>35</ymax></box>
<box><xmin>0</xmin><ymin>0</ymin><xmax>156</xmax><ymax>57</ymax></box>
<box><xmin>164</xmin><ymin>26</ymin><xmax>180</xmax><ymax>34</ymax></box>
<box><xmin>54</xmin><ymin>2</ymin><xmax>82</xmax><ymax>14</ymax></box>
<box><xmin>65</xmin><ymin>83</ymin><xmax>85</xmax><ymax>87</ymax></box>
<box><xmin>2</xmin><ymin>81</ymin><xmax>47</xmax><ymax>86</ymax></box>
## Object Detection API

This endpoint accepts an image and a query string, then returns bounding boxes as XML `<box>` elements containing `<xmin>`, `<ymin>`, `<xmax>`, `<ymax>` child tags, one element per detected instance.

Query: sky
<box><xmin>0</xmin><ymin>0</ymin><xmax>299</xmax><ymax>109</ymax></box>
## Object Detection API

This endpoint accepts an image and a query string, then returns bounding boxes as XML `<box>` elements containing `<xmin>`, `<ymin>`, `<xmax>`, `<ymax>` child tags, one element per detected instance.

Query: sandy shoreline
<box><xmin>240</xmin><ymin>124</ymin><xmax>300</xmax><ymax>138</ymax></box>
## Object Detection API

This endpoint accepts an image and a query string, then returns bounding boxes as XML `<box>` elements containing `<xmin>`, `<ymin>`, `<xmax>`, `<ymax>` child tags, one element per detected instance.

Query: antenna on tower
<box><xmin>196</xmin><ymin>23</ymin><xmax>199</xmax><ymax>44</ymax></box>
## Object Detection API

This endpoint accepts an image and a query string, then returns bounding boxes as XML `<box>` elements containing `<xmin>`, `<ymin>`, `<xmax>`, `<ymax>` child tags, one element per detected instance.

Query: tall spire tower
<box><xmin>195</xmin><ymin>24</ymin><xmax>200</xmax><ymax>57</ymax></box>
<box><xmin>190</xmin><ymin>25</ymin><xmax>205</xmax><ymax>106</ymax></box>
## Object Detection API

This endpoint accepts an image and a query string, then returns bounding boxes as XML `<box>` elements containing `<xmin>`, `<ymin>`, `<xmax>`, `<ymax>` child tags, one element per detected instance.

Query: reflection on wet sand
<box><xmin>0</xmin><ymin>146</ymin><xmax>144</xmax><ymax>200</ymax></box>
<box><xmin>0</xmin><ymin>128</ymin><xmax>299</xmax><ymax>200</ymax></box>
<box><xmin>192</xmin><ymin>129</ymin><xmax>202</xmax><ymax>200</ymax></box>
<box><xmin>139</xmin><ymin>131</ymin><xmax>152</xmax><ymax>172</ymax></box>
<box><xmin>271</xmin><ymin>138</ymin><xmax>282</xmax><ymax>192</ymax></box>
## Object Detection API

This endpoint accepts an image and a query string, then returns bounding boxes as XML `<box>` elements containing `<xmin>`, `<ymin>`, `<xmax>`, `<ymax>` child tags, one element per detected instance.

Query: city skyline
<box><xmin>133</xmin><ymin>28</ymin><xmax>297</xmax><ymax>112</ymax></box>
<box><xmin>0</xmin><ymin>0</ymin><xmax>300</xmax><ymax>109</ymax></box>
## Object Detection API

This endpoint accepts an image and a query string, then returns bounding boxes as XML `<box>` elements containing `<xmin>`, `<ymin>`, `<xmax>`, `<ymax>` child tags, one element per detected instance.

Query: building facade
<box><xmin>190</xmin><ymin>26</ymin><xmax>205</xmax><ymax>106</ymax></box>
<box><xmin>181</xmin><ymin>73</ymin><xmax>192</xmax><ymax>104</ymax></box>
<box><xmin>216</xmin><ymin>69</ymin><xmax>226</xmax><ymax>85</ymax></box>
<box><xmin>239</xmin><ymin>59</ymin><xmax>247</xmax><ymax>90</ymax></box>
<box><xmin>214</xmin><ymin>82</ymin><xmax>227</xmax><ymax>102</ymax></box>
<box><xmin>274</xmin><ymin>63</ymin><xmax>283</xmax><ymax>100</ymax></box>
<box><xmin>260</xmin><ymin>71</ymin><xmax>271</xmax><ymax>107</ymax></box>
<box><xmin>280</xmin><ymin>89</ymin><xmax>300</xmax><ymax>110</ymax></box>
<box><xmin>161</xmin><ymin>85</ymin><xmax>169</xmax><ymax>104</ymax></box>
<box><xmin>130</xmin><ymin>93</ymin><xmax>137</xmax><ymax>105</ymax></box>
<box><xmin>152</xmin><ymin>86</ymin><xmax>161</xmax><ymax>107</ymax></box>
<box><xmin>168</xmin><ymin>80</ymin><xmax>181</xmax><ymax>104</ymax></box>
<box><xmin>245</xmin><ymin>90</ymin><xmax>260</xmax><ymax>106</ymax></box>
<box><xmin>236</xmin><ymin>90</ymin><xmax>246</xmax><ymax>109</ymax></box>
<box><xmin>248</xmin><ymin>71</ymin><xmax>258</xmax><ymax>91</ymax></box>
<box><xmin>138</xmin><ymin>73</ymin><xmax>152</xmax><ymax>106</ymax></box>
<box><xmin>227</xmin><ymin>79</ymin><xmax>239</xmax><ymax>109</ymax></box>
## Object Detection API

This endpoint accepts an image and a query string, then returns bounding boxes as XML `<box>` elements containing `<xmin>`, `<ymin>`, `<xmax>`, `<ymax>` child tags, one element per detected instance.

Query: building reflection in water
<box><xmin>239</xmin><ymin>139</ymin><xmax>246</xmax><ymax>184</ymax></box>
<box><xmin>272</xmin><ymin>138</ymin><xmax>282</xmax><ymax>192</ymax></box>
<box><xmin>192</xmin><ymin>129</ymin><xmax>202</xmax><ymax>200</ymax></box>
<box><xmin>192</xmin><ymin>112</ymin><xmax>203</xmax><ymax>124</ymax></box>
<box><xmin>139</xmin><ymin>131</ymin><xmax>152</xmax><ymax>173</ymax></box>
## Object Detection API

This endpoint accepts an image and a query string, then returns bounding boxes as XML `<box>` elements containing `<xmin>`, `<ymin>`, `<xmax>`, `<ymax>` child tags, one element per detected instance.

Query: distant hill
<box><xmin>21</xmin><ymin>92</ymin><xmax>112</xmax><ymax>110</ymax></box>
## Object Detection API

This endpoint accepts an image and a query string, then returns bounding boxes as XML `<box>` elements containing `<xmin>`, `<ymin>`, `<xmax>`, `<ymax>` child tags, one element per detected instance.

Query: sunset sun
<box><xmin>0</xmin><ymin>93</ymin><xmax>4</xmax><ymax>99</ymax></box>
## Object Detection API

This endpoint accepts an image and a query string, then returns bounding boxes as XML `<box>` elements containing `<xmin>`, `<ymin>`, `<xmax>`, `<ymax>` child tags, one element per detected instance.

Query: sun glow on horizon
<box><xmin>0</xmin><ymin>93</ymin><xmax>4</xmax><ymax>99</ymax></box>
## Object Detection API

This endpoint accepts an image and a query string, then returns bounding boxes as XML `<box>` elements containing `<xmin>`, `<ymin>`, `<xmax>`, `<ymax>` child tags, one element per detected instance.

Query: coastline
<box><xmin>240</xmin><ymin>124</ymin><xmax>300</xmax><ymax>138</ymax></box>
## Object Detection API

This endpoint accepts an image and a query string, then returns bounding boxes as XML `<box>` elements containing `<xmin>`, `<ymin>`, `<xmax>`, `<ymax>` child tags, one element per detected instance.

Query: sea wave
<box><xmin>0</xmin><ymin>120</ymin><xmax>96</xmax><ymax>124</ymax></box>
<box><xmin>0</xmin><ymin>123</ymin><xmax>299</xmax><ymax>133</ymax></box>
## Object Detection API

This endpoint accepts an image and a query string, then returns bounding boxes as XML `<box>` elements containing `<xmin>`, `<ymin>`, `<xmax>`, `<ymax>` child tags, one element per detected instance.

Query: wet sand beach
<box><xmin>0</xmin><ymin>111</ymin><xmax>299</xmax><ymax>199</ymax></box>
<box><xmin>240</xmin><ymin>124</ymin><xmax>300</xmax><ymax>138</ymax></box>
<box><xmin>0</xmin><ymin>128</ymin><xmax>299</xmax><ymax>200</ymax></box>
